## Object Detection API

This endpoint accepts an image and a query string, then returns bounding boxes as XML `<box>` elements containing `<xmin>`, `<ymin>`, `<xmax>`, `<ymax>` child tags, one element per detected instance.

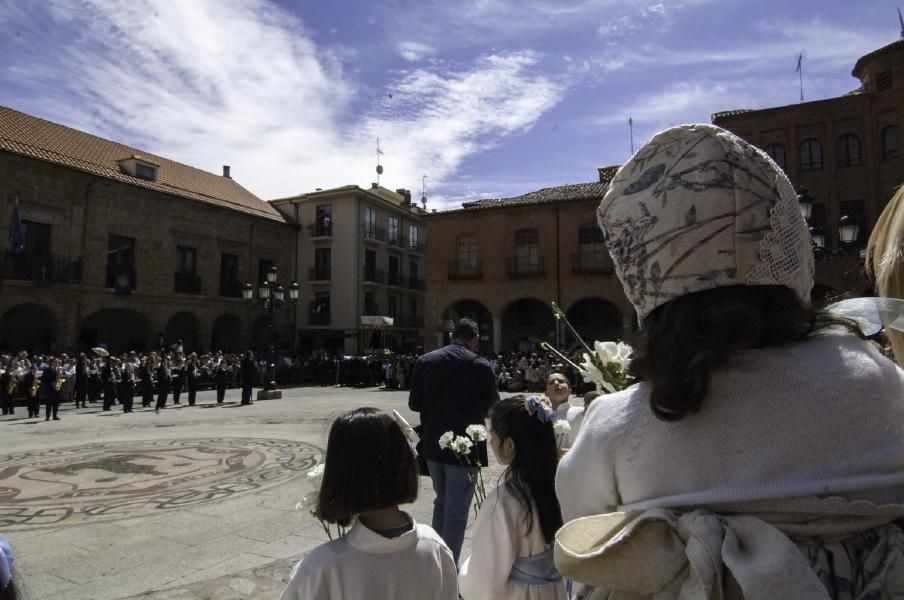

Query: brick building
<box><xmin>713</xmin><ymin>37</ymin><xmax>904</xmax><ymax>296</ymax></box>
<box><xmin>423</xmin><ymin>167</ymin><xmax>634</xmax><ymax>353</ymax></box>
<box><xmin>0</xmin><ymin>106</ymin><xmax>296</xmax><ymax>354</ymax></box>
<box><xmin>271</xmin><ymin>185</ymin><xmax>427</xmax><ymax>355</ymax></box>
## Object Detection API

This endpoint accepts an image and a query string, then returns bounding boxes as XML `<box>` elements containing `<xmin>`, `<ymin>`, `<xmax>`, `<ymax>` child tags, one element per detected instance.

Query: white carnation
<box><xmin>438</xmin><ymin>431</ymin><xmax>455</xmax><ymax>450</ymax></box>
<box><xmin>466</xmin><ymin>424</ymin><xmax>488</xmax><ymax>442</ymax></box>
<box><xmin>553</xmin><ymin>420</ymin><xmax>572</xmax><ymax>434</ymax></box>
<box><xmin>452</xmin><ymin>435</ymin><xmax>473</xmax><ymax>455</ymax></box>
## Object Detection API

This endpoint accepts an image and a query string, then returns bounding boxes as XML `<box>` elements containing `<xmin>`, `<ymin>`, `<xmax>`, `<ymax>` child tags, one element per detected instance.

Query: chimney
<box><xmin>371</xmin><ymin>182</ymin><xmax>379</xmax><ymax>189</ymax></box>
<box><xmin>396</xmin><ymin>188</ymin><xmax>412</xmax><ymax>204</ymax></box>
<box><xmin>222</xmin><ymin>165</ymin><xmax>231</xmax><ymax>178</ymax></box>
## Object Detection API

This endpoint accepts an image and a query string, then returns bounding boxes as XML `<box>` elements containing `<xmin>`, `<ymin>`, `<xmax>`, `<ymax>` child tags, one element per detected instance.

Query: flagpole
<box><xmin>629</xmin><ymin>116</ymin><xmax>634</xmax><ymax>155</ymax></box>
<box><xmin>797</xmin><ymin>54</ymin><xmax>804</xmax><ymax>103</ymax></box>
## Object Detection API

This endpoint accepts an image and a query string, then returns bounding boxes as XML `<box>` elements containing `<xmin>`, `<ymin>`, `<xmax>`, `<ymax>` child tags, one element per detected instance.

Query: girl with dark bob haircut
<box><xmin>316</xmin><ymin>407</ymin><xmax>418</xmax><ymax>526</ymax></box>
<box><xmin>280</xmin><ymin>408</ymin><xmax>457</xmax><ymax>600</ymax></box>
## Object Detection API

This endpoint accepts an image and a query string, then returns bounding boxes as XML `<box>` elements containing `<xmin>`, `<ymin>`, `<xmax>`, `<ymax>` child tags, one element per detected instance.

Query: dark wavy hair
<box><xmin>491</xmin><ymin>396</ymin><xmax>563</xmax><ymax>544</ymax></box>
<box><xmin>316</xmin><ymin>407</ymin><xmax>418</xmax><ymax>527</ymax></box>
<box><xmin>630</xmin><ymin>285</ymin><xmax>862</xmax><ymax>422</ymax></box>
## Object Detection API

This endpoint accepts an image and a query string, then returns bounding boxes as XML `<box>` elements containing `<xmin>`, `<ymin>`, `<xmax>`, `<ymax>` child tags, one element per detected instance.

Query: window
<box><xmin>311</xmin><ymin>291</ymin><xmax>330</xmax><ymax>325</ymax></box>
<box><xmin>388</xmin><ymin>216</ymin><xmax>400</xmax><ymax>244</ymax></box>
<box><xmin>836</xmin><ymin>133</ymin><xmax>861</xmax><ymax>167</ymax></box>
<box><xmin>409</xmin><ymin>297</ymin><xmax>418</xmax><ymax>320</ymax></box>
<box><xmin>21</xmin><ymin>220</ymin><xmax>51</xmax><ymax>257</ymax></box>
<box><xmin>457</xmin><ymin>235</ymin><xmax>477</xmax><ymax>268</ymax></box>
<box><xmin>764</xmin><ymin>143</ymin><xmax>786</xmax><ymax>170</ymax></box>
<box><xmin>135</xmin><ymin>163</ymin><xmax>156</xmax><ymax>181</ymax></box>
<box><xmin>514</xmin><ymin>228</ymin><xmax>539</xmax><ymax>269</ymax></box>
<box><xmin>877</xmin><ymin>69</ymin><xmax>893</xmax><ymax>92</ymax></box>
<box><xmin>175</xmin><ymin>246</ymin><xmax>199</xmax><ymax>293</ymax></box>
<box><xmin>800</xmin><ymin>138</ymin><xmax>823</xmax><ymax>171</ymax></box>
<box><xmin>363</xmin><ymin>206</ymin><xmax>377</xmax><ymax>237</ymax></box>
<box><xmin>258</xmin><ymin>259</ymin><xmax>274</xmax><ymax>284</ymax></box>
<box><xmin>364</xmin><ymin>249</ymin><xmax>377</xmax><ymax>281</ymax></box>
<box><xmin>315</xmin><ymin>204</ymin><xmax>332</xmax><ymax>236</ymax></box>
<box><xmin>577</xmin><ymin>224</ymin><xmax>609</xmax><ymax>272</ymax></box>
<box><xmin>388</xmin><ymin>255</ymin><xmax>400</xmax><ymax>285</ymax></box>
<box><xmin>106</xmin><ymin>235</ymin><xmax>136</xmax><ymax>291</ymax></box>
<box><xmin>219</xmin><ymin>253</ymin><xmax>240</xmax><ymax>297</ymax></box>
<box><xmin>409</xmin><ymin>260</ymin><xmax>419</xmax><ymax>289</ymax></box>
<box><xmin>388</xmin><ymin>295</ymin><xmax>398</xmax><ymax>319</ymax></box>
<box><xmin>364</xmin><ymin>291</ymin><xmax>377</xmax><ymax>315</ymax></box>
<box><xmin>314</xmin><ymin>248</ymin><xmax>331</xmax><ymax>280</ymax></box>
<box><xmin>408</xmin><ymin>224</ymin><xmax>419</xmax><ymax>251</ymax></box>
<box><xmin>882</xmin><ymin>125</ymin><xmax>898</xmax><ymax>160</ymax></box>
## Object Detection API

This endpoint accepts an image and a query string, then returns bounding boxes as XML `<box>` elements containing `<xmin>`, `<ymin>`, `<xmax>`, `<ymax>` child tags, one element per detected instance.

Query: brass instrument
<box><xmin>54</xmin><ymin>372</ymin><xmax>65</xmax><ymax>392</ymax></box>
<box><xmin>30</xmin><ymin>377</ymin><xmax>40</xmax><ymax>397</ymax></box>
<box><xmin>6</xmin><ymin>377</ymin><xmax>15</xmax><ymax>395</ymax></box>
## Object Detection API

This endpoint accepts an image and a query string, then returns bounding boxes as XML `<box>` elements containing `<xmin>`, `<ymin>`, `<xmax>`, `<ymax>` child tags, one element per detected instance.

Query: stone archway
<box><xmin>565</xmin><ymin>297</ymin><xmax>623</xmax><ymax>348</ymax></box>
<box><xmin>0</xmin><ymin>303</ymin><xmax>58</xmax><ymax>353</ymax></box>
<box><xmin>211</xmin><ymin>313</ymin><xmax>243</xmax><ymax>353</ymax></box>
<box><xmin>79</xmin><ymin>308</ymin><xmax>153</xmax><ymax>353</ymax></box>
<box><xmin>165</xmin><ymin>311</ymin><xmax>200</xmax><ymax>353</ymax></box>
<box><xmin>441</xmin><ymin>299</ymin><xmax>494</xmax><ymax>354</ymax></box>
<box><xmin>500</xmin><ymin>298</ymin><xmax>555</xmax><ymax>353</ymax></box>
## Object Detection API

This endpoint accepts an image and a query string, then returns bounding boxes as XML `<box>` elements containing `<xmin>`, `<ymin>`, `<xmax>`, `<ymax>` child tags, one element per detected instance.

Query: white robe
<box><xmin>280</xmin><ymin>515</ymin><xmax>458</xmax><ymax>600</ymax></box>
<box><xmin>459</xmin><ymin>484</ymin><xmax>567</xmax><ymax>600</ymax></box>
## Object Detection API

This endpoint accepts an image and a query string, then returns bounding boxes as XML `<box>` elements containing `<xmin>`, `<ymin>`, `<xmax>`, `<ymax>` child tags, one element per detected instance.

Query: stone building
<box><xmin>713</xmin><ymin>37</ymin><xmax>904</xmax><ymax>296</ymax></box>
<box><xmin>271</xmin><ymin>185</ymin><xmax>427</xmax><ymax>355</ymax></box>
<box><xmin>423</xmin><ymin>167</ymin><xmax>634</xmax><ymax>354</ymax></box>
<box><xmin>0</xmin><ymin>105</ymin><xmax>296</xmax><ymax>353</ymax></box>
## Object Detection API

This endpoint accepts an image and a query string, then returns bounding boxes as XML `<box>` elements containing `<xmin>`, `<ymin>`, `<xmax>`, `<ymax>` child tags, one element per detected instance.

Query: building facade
<box><xmin>423</xmin><ymin>169</ymin><xmax>634</xmax><ymax>354</ymax></box>
<box><xmin>713</xmin><ymin>37</ymin><xmax>904</xmax><ymax>296</ymax></box>
<box><xmin>0</xmin><ymin>106</ymin><xmax>296</xmax><ymax>354</ymax></box>
<box><xmin>272</xmin><ymin>185</ymin><xmax>427</xmax><ymax>355</ymax></box>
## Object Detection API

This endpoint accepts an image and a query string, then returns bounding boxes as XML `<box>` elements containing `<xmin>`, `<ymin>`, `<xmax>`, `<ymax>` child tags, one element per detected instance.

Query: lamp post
<box><xmin>242</xmin><ymin>266</ymin><xmax>299</xmax><ymax>396</ymax></box>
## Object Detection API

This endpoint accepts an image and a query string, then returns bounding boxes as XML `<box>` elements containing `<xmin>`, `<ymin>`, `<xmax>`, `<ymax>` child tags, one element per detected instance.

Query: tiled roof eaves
<box><xmin>712</xmin><ymin>92</ymin><xmax>869</xmax><ymax>122</ymax></box>
<box><xmin>0</xmin><ymin>138</ymin><xmax>286</xmax><ymax>223</ymax></box>
<box><xmin>429</xmin><ymin>193</ymin><xmax>603</xmax><ymax>217</ymax></box>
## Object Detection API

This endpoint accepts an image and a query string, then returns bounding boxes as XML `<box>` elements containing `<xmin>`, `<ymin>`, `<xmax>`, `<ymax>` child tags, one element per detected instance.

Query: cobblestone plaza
<box><xmin>0</xmin><ymin>386</ymin><xmax>508</xmax><ymax>599</ymax></box>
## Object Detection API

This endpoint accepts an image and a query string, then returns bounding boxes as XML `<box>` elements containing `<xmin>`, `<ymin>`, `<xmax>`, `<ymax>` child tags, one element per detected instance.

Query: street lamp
<box><xmin>808</xmin><ymin>225</ymin><xmax>827</xmax><ymax>251</ymax></box>
<box><xmin>798</xmin><ymin>189</ymin><xmax>814</xmax><ymax>220</ymax></box>
<box><xmin>243</xmin><ymin>266</ymin><xmax>299</xmax><ymax>315</ymax></box>
<box><xmin>838</xmin><ymin>215</ymin><xmax>861</xmax><ymax>245</ymax></box>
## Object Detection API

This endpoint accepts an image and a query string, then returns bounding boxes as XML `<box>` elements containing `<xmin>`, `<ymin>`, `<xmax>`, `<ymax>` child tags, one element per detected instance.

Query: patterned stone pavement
<box><xmin>0</xmin><ymin>385</ymin><xmax>508</xmax><ymax>599</ymax></box>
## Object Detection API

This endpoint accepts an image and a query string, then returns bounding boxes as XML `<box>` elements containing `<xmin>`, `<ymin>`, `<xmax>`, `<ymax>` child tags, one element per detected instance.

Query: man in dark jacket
<box><xmin>240</xmin><ymin>351</ymin><xmax>256</xmax><ymax>405</ymax></box>
<box><xmin>408</xmin><ymin>318</ymin><xmax>499</xmax><ymax>563</ymax></box>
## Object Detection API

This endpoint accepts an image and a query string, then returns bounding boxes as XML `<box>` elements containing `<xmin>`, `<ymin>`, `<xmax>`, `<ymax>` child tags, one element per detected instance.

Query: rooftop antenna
<box><xmin>899</xmin><ymin>6</ymin><xmax>904</xmax><ymax>37</ymax></box>
<box><xmin>628</xmin><ymin>116</ymin><xmax>635</xmax><ymax>155</ymax></box>
<box><xmin>421</xmin><ymin>175</ymin><xmax>428</xmax><ymax>209</ymax></box>
<box><xmin>796</xmin><ymin>53</ymin><xmax>804</xmax><ymax>103</ymax></box>
<box><xmin>375</xmin><ymin>138</ymin><xmax>384</xmax><ymax>185</ymax></box>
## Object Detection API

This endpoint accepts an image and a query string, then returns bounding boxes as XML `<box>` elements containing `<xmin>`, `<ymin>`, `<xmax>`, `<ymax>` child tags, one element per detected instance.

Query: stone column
<box><xmin>493</xmin><ymin>317</ymin><xmax>502</xmax><ymax>354</ymax></box>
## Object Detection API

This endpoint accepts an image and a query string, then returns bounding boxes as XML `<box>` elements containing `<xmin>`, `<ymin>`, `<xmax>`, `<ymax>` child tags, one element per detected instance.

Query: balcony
<box><xmin>106</xmin><ymin>266</ymin><xmax>137</xmax><ymax>293</ymax></box>
<box><xmin>309</xmin><ymin>311</ymin><xmax>331</xmax><ymax>326</ymax></box>
<box><xmin>307</xmin><ymin>222</ymin><xmax>332</xmax><ymax>238</ymax></box>
<box><xmin>362</xmin><ymin>224</ymin><xmax>386</xmax><ymax>242</ymax></box>
<box><xmin>309</xmin><ymin>266</ymin><xmax>331</xmax><ymax>281</ymax></box>
<box><xmin>3</xmin><ymin>253</ymin><xmax>82</xmax><ymax>285</ymax></box>
<box><xmin>387</xmin><ymin>271</ymin><xmax>402</xmax><ymax>286</ymax></box>
<box><xmin>363</xmin><ymin>267</ymin><xmax>386</xmax><ymax>284</ymax></box>
<box><xmin>506</xmin><ymin>257</ymin><xmax>545</xmax><ymax>278</ymax></box>
<box><xmin>219</xmin><ymin>281</ymin><xmax>242</xmax><ymax>298</ymax></box>
<box><xmin>571</xmin><ymin>253</ymin><xmax>614</xmax><ymax>275</ymax></box>
<box><xmin>402</xmin><ymin>237</ymin><xmax>426</xmax><ymax>254</ymax></box>
<box><xmin>388</xmin><ymin>233</ymin><xmax>403</xmax><ymax>248</ymax></box>
<box><xmin>407</xmin><ymin>276</ymin><xmax>424</xmax><ymax>291</ymax></box>
<box><xmin>174</xmin><ymin>273</ymin><xmax>202</xmax><ymax>294</ymax></box>
<box><xmin>448</xmin><ymin>260</ymin><xmax>482</xmax><ymax>280</ymax></box>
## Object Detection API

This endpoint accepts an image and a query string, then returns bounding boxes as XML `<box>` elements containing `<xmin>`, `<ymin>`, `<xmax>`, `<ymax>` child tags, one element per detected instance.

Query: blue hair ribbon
<box><xmin>523</xmin><ymin>395</ymin><xmax>557</xmax><ymax>424</ymax></box>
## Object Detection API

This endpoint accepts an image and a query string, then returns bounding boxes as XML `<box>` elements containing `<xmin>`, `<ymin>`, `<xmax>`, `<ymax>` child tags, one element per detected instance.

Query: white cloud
<box><xmin>2</xmin><ymin>0</ymin><xmax>565</xmax><ymax>207</ymax></box>
<box><xmin>398</xmin><ymin>41</ymin><xmax>435</xmax><ymax>62</ymax></box>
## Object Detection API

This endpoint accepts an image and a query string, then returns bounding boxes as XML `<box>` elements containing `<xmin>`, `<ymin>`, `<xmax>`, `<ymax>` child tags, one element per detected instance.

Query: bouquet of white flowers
<box><xmin>541</xmin><ymin>302</ymin><xmax>634</xmax><ymax>394</ymax></box>
<box><xmin>440</xmin><ymin>424</ymin><xmax>489</xmax><ymax>514</ymax></box>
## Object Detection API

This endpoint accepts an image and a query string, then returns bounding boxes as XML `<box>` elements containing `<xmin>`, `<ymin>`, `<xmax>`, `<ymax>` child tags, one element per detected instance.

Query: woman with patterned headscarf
<box><xmin>554</xmin><ymin>124</ymin><xmax>904</xmax><ymax>599</ymax></box>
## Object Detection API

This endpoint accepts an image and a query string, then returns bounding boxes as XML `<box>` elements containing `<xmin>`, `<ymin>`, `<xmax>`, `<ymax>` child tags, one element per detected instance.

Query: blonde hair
<box><xmin>866</xmin><ymin>185</ymin><xmax>904</xmax><ymax>363</ymax></box>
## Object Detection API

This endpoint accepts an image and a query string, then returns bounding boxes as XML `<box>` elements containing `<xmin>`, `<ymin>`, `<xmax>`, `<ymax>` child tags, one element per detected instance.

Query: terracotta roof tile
<box><xmin>0</xmin><ymin>105</ymin><xmax>286</xmax><ymax>222</ymax></box>
<box><xmin>457</xmin><ymin>181</ymin><xmax>608</xmax><ymax>211</ymax></box>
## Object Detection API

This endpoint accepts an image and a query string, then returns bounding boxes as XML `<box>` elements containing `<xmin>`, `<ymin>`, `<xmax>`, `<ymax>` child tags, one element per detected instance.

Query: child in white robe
<box><xmin>280</xmin><ymin>408</ymin><xmax>458</xmax><ymax>600</ymax></box>
<box><xmin>459</xmin><ymin>396</ymin><xmax>567</xmax><ymax>600</ymax></box>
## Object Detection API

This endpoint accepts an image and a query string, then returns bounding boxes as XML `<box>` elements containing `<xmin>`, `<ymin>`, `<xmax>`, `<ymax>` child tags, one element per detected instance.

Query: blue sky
<box><xmin>0</xmin><ymin>0</ymin><xmax>899</xmax><ymax>209</ymax></box>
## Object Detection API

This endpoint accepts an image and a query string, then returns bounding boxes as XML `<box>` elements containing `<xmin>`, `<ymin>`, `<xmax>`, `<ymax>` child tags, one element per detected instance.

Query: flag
<box><xmin>8</xmin><ymin>198</ymin><xmax>24</xmax><ymax>256</ymax></box>
<box><xmin>796</xmin><ymin>54</ymin><xmax>802</xmax><ymax>73</ymax></box>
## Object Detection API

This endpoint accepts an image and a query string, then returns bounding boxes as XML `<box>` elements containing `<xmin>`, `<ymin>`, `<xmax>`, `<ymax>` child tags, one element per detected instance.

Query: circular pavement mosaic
<box><xmin>0</xmin><ymin>438</ymin><xmax>321</xmax><ymax>529</ymax></box>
